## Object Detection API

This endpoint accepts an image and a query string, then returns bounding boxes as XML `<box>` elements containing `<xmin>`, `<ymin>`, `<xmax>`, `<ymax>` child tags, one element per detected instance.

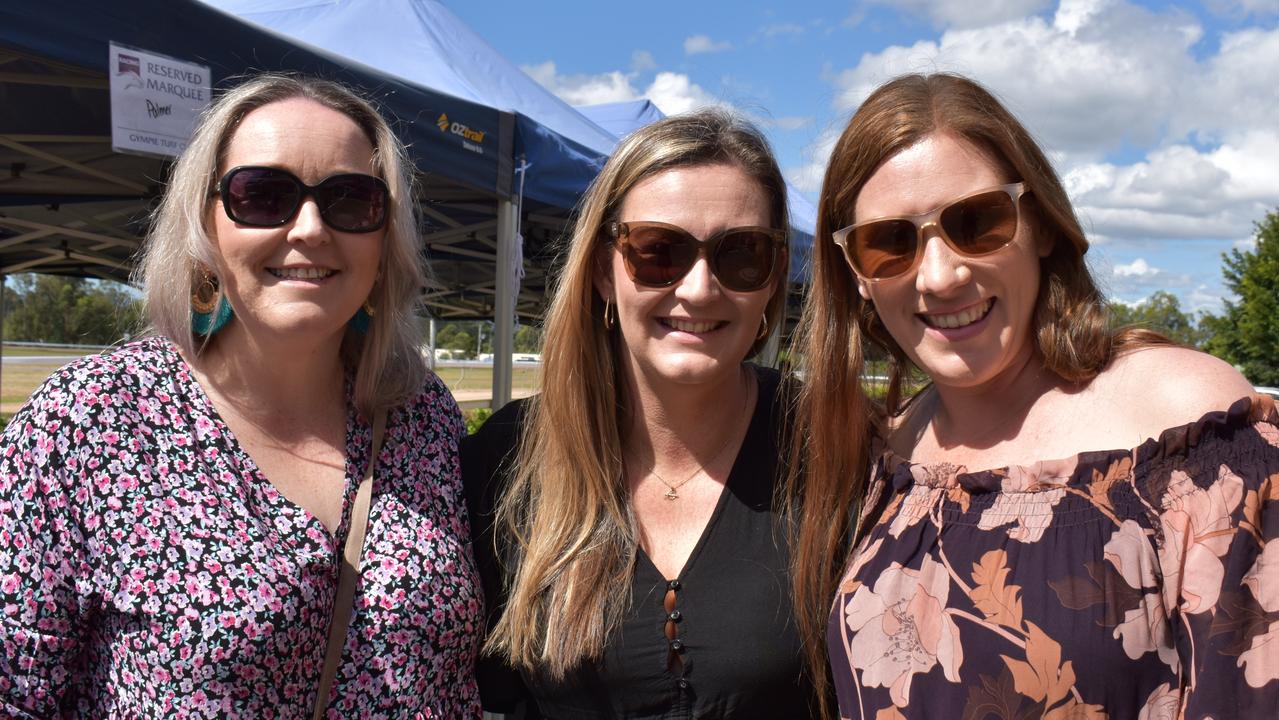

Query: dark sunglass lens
<box><xmin>317</xmin><ymin>175</ymin><xmax>387</xmax><ymax>232</ymax></box>
<box><xmin>226</xmin><ymin>168</ymin><xmax>300</xmax><ymax>226</ymax></box>
<box><xmin>853</xmin><ymin>220</ymin><xmax>918</xmax><ymax>279</ymax></box>
<box><xmin>941</xmin><ymin>190</ymin><xmax>1017</xmax><ymax>255</ymax></box>
<box><xmin>715</xmin><ymin>231</ymin><xmax>775</xmax><ymax>291</ymax></box>
<box><xmin>625</xmin><ymin>225</ymin><xmax>696</xmax><ymax>286</ymax></box>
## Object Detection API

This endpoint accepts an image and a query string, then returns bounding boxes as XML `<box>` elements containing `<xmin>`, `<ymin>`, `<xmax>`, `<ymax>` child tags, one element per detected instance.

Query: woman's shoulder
<box><xmin>1098</xmin><ymin>345</ymin><xmax>1256</xmax><ymax>429</ymax></box>
<box><xmin>8</xmin><ymin>337</ymin><xmax>182</xmax><ymax>426</ymax></box>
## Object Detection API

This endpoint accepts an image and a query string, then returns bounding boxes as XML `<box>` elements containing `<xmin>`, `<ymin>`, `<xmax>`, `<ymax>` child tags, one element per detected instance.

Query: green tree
<box><xmin>513</xmin><ymin>324</ymin><xmax>542</xmax><ymax>353</ymax></box>
<box><xmin>1109</xmin><ymin>290</ymin><xmax>1207</xmax><ymax>348</ymax></box>
<box><xmin>2</xmin><ymin>274</ymin><xmax>141</xmax><ymax>345</ymax></box>
<box><xmin>1202</xmin><ymin>209</ymin><xmax>1279</xmax><ymax>386</ymax></box>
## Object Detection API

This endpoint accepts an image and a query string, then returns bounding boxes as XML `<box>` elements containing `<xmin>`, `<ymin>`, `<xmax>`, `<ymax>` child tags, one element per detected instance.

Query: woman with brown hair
<box><xmin>462</xmin><ymin>108</ymin><xmax>818</xmax><ymax>717</ymax></box>
<box><xmin>792</xmin><ymin>73</ymin><xmax>1279</xmax><ymax>718</ymax></box>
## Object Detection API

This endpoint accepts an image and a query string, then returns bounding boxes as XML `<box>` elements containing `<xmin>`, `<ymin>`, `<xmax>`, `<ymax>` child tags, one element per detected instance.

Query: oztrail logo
<box><xmin>436</xmin><ymin>112</ymin><xmax>486</xmax><ymax>145</ymax></box>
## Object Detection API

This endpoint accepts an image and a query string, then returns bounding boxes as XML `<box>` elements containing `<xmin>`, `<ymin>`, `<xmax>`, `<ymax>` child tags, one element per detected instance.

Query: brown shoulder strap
<box><xmin>312</xmin><ymin>409</ymin><xmax>388</xmax><ymax>720</ymax></box>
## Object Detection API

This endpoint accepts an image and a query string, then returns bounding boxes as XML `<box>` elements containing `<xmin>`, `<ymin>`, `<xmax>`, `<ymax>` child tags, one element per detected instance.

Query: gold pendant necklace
<box><xmin>644</xmin><ymin>372</ymin><xmax>752</xmax><ymax>501</ymax></box>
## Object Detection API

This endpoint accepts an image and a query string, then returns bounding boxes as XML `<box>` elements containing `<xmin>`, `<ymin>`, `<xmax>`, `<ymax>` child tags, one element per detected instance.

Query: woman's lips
<box><xmin>919</xmin><ymin>298</ymin><xmax>994</xmax><ymax>330</ymax></box>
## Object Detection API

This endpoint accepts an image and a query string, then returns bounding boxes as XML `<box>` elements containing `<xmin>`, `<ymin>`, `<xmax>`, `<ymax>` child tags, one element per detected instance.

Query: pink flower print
<box><xmin>1137</xmin><ymin>682</ymin><xmax>1179</xmax><ymax>720</ymax></box>
<box><xmin>889</xmin><ymin>485</ymin><xmax>944</xmax><ymax>538</ymax></box>
<box><xmin>1240</xmin><ymin>541</ymin><xmax>1279</xmax><ymax>687</ymax></box>
<box><xmin>1158</xmin><ymin>466</ymin><xmax>1244</xmax><ymax>614</ymax></box>
<box><xmin>843</xmin><ymin>555</ymin><xmax>964</xmax><ymax>707</ymax></box>
<box><xmin>977</xmin><ymin>487</ymin><xmax>1066</xmax><ymax>543</ymax></box>
<box><xmin>839</xmin><ymin>537</ymin><xmax>886</xmax><ymax>595</ymax></box>
<box><xmin>1103</xmin><ymin>520</ymin><xmax>1178</xmax><ymax>668</ymax></box>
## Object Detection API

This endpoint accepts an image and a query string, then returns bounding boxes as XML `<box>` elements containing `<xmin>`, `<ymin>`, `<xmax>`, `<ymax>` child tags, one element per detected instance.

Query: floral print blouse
<box><xmin>828</xmin><ymin>395</ymin><xmax>1279</xmax><ymax>719</ymax></box>
<box><xmin>0</xmin><ymin>337</ymin><xmax>483</xmax><ymax>718</ymax></box>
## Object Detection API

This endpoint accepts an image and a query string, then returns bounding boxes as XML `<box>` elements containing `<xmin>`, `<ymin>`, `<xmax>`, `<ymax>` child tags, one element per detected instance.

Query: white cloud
<box><xmin>759</xmin><ymin>22</ymin><xmax>806</xmax><ymax>38</ymax></box>
<box><xmin>787</xmin><ymin>126</ymin><xmax>842</xmax><ymax>193</ymax></box>
<box><xmin>520</xmin><ymin>61</ymin><xmax>641</xmax><ymax>106</ymax></box>
<box><xmin>809</xmin><ymin>0</ymin><xmax>1279</xmax><ymax>257</ymax></box>
<box><xmin>684</xmin><ymin>35</ymin><xmax>732</xmax><ymax>55</ymax></box>
<box><xmin>1206</xmin><ymin>0</ymin><xmax>1279</xmax><ymax>17</ymax></box>
<box><xmin>631</xmin><ymin>50</ymin><xmax>657</xmax><ymax>73</ymax></box>
<box><xmin>645</xmin><ymin>72</ymin><xmax>721</xmax><ymax>114</ymax></box>
<box><xmin>831</xmin><ymin>4</ymin><xmax>1203</xmax><ymax>155</ymax></box>
<box><xmin>754</xmin><ymin>115</ymin><xmax>814</xmax><ymax>131</ymax></box>
<box><xmin>1185</xmin><ymin>285</ymin><xmax>1227</xmax><ymax>314</ymax></box>
<box><xmin>1114</xmin><ymin>258</ymin><xmax>1159</xmax><ymax>277</ymax></box>
<box><xmin>520</xmin><ymin>63</ymin><xmax>719</xmax><ymax>117</ymax></box>
<box><xmin>863</xmin><ymin>0</ymin><xmax>1054</xmax><ymax>29</ymax></box>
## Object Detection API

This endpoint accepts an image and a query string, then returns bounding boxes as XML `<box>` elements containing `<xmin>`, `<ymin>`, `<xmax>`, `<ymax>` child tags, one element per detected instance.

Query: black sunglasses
<box><xmin>608</xmin><ymin>221</ymin><xmax>786</xmax><ymax>293</ymax></box>
<box><xmin>215</xmin><ymin>165</ymin><xmax>389</xmax><ymax>233</ymax></box>
<box><xmin>832</xmin><ymin>183</ymin><xmax>1028</xmax><ymax>281</ymax></box>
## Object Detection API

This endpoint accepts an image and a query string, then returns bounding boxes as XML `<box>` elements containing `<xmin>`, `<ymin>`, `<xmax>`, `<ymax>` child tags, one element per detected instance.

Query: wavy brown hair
<box><xmin>136</xmin><ymin>74</ymin><xmax>427</xmax><ymax>417</ymax></box>
<box><xmin>487</xmin><ymin>108</ymin><xmax>790</xmax><ymax>677</ymax></box>
<box><xmin>787</xmin><ymin>73</ymin><xmax>1163</xmax><ymax>717</ymax></box>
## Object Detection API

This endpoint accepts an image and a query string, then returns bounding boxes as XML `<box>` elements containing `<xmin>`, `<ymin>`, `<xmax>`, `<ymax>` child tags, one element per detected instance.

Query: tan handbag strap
<box><xmin>312</xmin><ymin>409</ymin><xmax>388</xmax><ymax>720</ymax></box>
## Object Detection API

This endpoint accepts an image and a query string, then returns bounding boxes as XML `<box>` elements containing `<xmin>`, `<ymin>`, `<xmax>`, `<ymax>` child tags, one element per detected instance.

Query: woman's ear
<box><xmin>592</xmin><ymin>246</ymin><xmax>616</xmax><ymax>302</ymax></box>
<box><xmin>857</xmin><ymin>277</ymin><xmax>872</xmax><ymax>301</ymax></box>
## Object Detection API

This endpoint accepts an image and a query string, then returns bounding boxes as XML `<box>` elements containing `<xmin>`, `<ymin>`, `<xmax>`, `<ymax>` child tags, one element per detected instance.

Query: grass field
<box><xmin>0</xmin><ymin>345</ymin><xmax>542</xmax><ymax>419</ymax></box>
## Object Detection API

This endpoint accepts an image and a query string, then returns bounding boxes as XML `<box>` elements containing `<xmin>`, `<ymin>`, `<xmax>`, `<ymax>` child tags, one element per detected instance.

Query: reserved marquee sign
<box><xmin>109</xmin><ymin>42</ymin><xmax>211</xmax><ymax>158</ymax></box>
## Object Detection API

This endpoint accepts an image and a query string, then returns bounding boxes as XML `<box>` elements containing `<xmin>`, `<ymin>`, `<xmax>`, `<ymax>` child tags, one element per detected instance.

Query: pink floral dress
<box><xmin>828</xmin><ymin>396</ymin><xmax>1279</xmax><ymax>719</ymax></box>
<box><xmin>0</xmin><ymin>337</ymin><xmax>483</xmax><ymax>718</ymax></box>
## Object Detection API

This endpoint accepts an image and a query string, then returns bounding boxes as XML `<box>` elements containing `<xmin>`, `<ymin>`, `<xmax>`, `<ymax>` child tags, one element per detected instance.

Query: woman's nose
<box><xmin>914</xmin><ymin>231</ymin><xmax>972</xmax><ymax>296</ymax></box>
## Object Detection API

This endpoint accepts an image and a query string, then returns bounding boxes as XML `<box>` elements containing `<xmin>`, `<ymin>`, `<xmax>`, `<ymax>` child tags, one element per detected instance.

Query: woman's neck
<box><xmin>621</xmin><ymin>364</ymin><xmax>755</xmax><ymax>473</ymax></box>
<box><xmin>909</xmin><ymin>346</ymin><xmax>1061</xmax><ymax>458</ymax></box>
<box><xmin>189</xmin><ymin>321</ymin><xmax>348</xmax><ymax>427</ymax></box>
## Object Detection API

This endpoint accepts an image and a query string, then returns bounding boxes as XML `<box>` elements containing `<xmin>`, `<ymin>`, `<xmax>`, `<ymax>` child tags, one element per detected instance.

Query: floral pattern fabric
<box><xmin>828</xmin><ymin>396</ymin><xmax>1279</xmax><ymax>719</ymax></box>
<box><xmin>0</xmin><ymin>337</ymin><xmax>483</xmax><ymax>718</ymax></box>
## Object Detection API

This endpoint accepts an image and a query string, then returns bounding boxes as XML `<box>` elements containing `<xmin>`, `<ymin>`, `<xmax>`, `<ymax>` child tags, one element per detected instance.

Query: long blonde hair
<box><xmin>488</xmin><ymin>108</ymin><xmax>790</xmax><ymax>676</ymax></box>
<box><xmin>135</xmin><ymin>73</ymin><xmax>427</xmax><ymax>416</ymax></box>
<box><xmin>788</xmin><ymin>72</ymin><xmax>1166</xmax><ymax>717</ymax></box>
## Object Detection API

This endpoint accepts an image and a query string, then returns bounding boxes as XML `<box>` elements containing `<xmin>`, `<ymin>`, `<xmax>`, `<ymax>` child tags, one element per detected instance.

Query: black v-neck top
<box><xmin>461</xmin><ymin>367</ymin><xmax>818</xmax><ymax>719</ymax></box>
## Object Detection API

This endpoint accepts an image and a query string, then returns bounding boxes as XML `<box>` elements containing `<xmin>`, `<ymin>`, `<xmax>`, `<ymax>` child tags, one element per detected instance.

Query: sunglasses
<box><xmin>607</xmin><ymin>221</ymin><xmax>786</xmax><ymax>293</ymax></box>
<box><xmin>832</xmin><ymin>182</ymin><xmax>1029</xmax><ymax>281</ymax></box>
<box><xmin>215</xmin><ymin>165</ymin><xmax>389</xmax><ymax>233</ymax></box>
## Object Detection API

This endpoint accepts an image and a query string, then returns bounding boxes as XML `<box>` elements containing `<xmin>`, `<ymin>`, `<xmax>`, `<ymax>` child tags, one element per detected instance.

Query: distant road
<box><xmin>2</xmin><ymin>355</ymin><xmax>83</xmax><ymax>364</ymax></box>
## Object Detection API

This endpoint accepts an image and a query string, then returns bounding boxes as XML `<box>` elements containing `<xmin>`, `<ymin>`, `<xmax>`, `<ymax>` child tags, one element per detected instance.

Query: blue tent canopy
<box><xmin>0</xmin><ymin>0</ymin><xmax>511</xmax><ymax>198</ymax></box>
<box><xmin>202</xmin><ymin>0</ymin><xmax>616</xmax><ymax>210</ymax></box>
<box><xmin>575</xmin><ymin>100</ymin><xmax>667</xmax><ymax>140</ymax></box>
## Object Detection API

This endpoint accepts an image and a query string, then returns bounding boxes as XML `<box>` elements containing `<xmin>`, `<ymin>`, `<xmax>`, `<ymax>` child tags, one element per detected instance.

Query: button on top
<box><xmin>667</xmin><ymin>579</ymin><xmax>681</xmax><ymax>591</ymax></box>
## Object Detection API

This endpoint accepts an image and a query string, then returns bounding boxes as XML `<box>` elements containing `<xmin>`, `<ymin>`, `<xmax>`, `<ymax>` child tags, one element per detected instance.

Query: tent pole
<box><xmin>427</xmin><ymin>316</ymin><xmax>437</xmax><ymax>371</ymax></box>
<box><xmin>492</xmin><ymin>199</ymin><xmax>517</xmax><ymax>410</ymax></box>
<box><xmin>0</xmin><ymin>274</ymin><xmax>5</xmax><ymax>408</ymax></box>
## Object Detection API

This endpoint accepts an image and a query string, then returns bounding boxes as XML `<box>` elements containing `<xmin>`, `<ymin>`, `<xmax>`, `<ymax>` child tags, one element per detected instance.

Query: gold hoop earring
<box><xmin>191</xmin><ymin>271</ymin><xmax>219</xmax><ymax>314</ymax></box>
<box><xmin>756</xmin><ymin>313</ymin><xmax>770</xmax><ymax>340</ymax></box>
<box><xmin>604</xmin><ymin>297</ymin><xmax>616</xmax><ymax>329</ymax></box>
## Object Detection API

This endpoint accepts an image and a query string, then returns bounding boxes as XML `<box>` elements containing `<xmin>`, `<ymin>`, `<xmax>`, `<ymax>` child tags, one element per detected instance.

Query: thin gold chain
<box><xmin>644</xmin><ymin>371</ymin><xmax>752</xmax><ymax>501</ymax></box>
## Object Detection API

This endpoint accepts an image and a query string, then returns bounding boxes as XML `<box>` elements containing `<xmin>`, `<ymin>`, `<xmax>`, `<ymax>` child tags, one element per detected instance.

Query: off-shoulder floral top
<box><xmin>828</xmin><ymin>395</ymin><xmax>1279</xmax><ymax>719</ymax></box>
<box><xmin>0</xmin><ymin>337</ymin><xmax>483</xmax><ymax>718</ymax></box>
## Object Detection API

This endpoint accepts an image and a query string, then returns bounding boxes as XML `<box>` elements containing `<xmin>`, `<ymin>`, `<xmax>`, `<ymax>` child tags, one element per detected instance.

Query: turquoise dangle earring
<box><xmin>191</xmin><ymin>270</ymin><xmax>233</xmax><ymax>336</ymax></box>
<box><xmin>349</xmin><ymin>298</ymin><xmax>375</xmax><ymax>334</ymax></box>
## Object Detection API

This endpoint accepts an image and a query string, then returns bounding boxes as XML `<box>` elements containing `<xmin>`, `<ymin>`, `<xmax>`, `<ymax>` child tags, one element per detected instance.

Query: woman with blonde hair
<box><xmin>463</xmin><ymin>108</ymin><xmax>817</xmax><ymax>717</ymax></box>
<box><xmin>794</xmin><ymin>72</ymin><xmax>1279</xmax><ymax>718</ymax></box>
<box><xmin>0</xmin><ymin>74</ymin><xmax>482</xmax><ymax>717</ymax></box>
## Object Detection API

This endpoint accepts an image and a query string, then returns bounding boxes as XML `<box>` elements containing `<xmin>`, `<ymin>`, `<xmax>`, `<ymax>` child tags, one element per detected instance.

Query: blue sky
<box><xmin>449</xmin><ymin>0</ymin><xmax>1279</xmax><ymax>316</ymax></box>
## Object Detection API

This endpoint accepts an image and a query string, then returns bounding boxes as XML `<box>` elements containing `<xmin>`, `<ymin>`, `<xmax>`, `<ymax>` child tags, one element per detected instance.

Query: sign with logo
<box><xmin>436</xmin><ymin>112</ymin><xmax>487</xmax><ymax>155</ymax></box>
<box><xmin>109</xmin><ymin>42</ymin><xmax>211</xmax><ymax>158</ymax></box>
